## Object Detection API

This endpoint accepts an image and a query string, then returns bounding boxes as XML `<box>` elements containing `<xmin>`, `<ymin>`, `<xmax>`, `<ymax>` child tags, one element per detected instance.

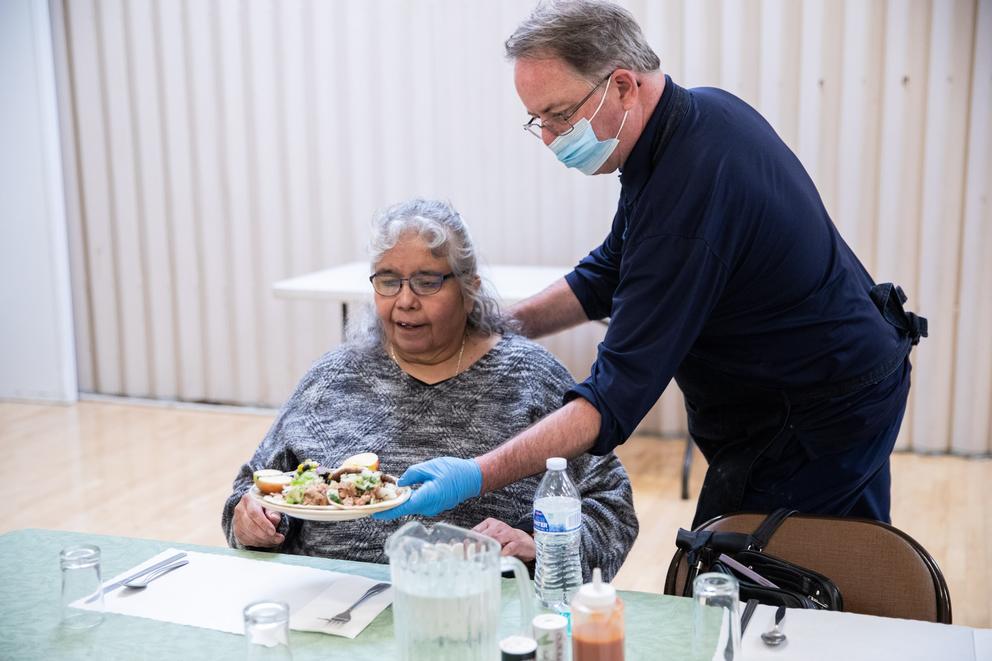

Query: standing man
<box><xmin>377</xmin><ymin>0</ymin><xmax>925</xmax><ymax>528</ymax></box>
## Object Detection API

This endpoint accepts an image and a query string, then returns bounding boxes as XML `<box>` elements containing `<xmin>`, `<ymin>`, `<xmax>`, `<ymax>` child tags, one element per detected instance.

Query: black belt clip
<box><xmin>870</xmin><ymin>283</ymin><xmax>928</xmax><ymax>346</ymax></box>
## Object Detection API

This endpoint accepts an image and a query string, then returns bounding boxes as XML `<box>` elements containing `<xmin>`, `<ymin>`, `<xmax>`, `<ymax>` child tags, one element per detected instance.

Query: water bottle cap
<box><xmin>546</xmin><ymin>457</ymin><xmax>567</xmax><ymax>471</ymax></box>
<box><xmin>573</xmin><ymin>567</ymin><xmax>616</xmax><ymax>610</ymax></box>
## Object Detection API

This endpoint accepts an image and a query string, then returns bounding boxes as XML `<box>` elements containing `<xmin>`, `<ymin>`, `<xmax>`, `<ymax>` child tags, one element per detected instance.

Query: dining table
<box><xmin>1</xmin><ymin>528</ymin><xmax>989</xmax><ymax>660</ymax></box>
<box><xmin>0</xmin><ymin>528</ymin><xmax>701</xmax><ymax>660</ymax></box>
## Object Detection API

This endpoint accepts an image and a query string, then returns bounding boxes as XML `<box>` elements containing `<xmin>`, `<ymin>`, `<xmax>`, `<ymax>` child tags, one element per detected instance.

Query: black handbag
<box><xmin>676</xmin><ymin>509</ymin><xmax>844</xmax><ymax>610</ymax></box>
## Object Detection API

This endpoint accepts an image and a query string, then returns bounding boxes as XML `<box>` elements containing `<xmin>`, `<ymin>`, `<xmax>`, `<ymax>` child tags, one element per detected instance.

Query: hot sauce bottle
<box><xmin>571</xmin><ymin>568</ymin><xmax>625</xmax><ymax>661</ymax></box>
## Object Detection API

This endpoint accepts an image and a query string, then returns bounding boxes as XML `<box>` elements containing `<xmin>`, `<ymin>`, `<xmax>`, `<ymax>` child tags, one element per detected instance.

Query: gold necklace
<box><xmin>391</xmin><ymin>333</ymin><xmax>467</xmax><ymax>379</ymax></box>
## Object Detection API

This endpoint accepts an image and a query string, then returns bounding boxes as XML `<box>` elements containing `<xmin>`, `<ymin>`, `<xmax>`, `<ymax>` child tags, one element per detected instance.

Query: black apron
<box><xmin>681</xmin><ymin>289</ymin><xmax>926</xmax><ymax>528</ymax></box>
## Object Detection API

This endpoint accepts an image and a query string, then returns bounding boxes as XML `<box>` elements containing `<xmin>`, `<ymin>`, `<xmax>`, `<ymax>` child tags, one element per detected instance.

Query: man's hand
<box><xmin>473</xmin><ymin>518</ymin><xmax>536</xmax><ymax>563</ymax></box>
<box><xmin>232</xmin><ymin>492</ymin><xmax>285</xmax><ymax>547</ymax></box>
<box><xmin>372</xmin><ymin>457</ymin><xmax>482</xmax><ymax>520</ymax></box>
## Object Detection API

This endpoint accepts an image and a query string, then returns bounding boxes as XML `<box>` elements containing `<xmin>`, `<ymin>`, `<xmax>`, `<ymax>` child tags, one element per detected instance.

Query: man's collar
<box><xmin>619</xmin><ymin>74</ymin><xmax>684</xmax><ymax>201</ymax></box>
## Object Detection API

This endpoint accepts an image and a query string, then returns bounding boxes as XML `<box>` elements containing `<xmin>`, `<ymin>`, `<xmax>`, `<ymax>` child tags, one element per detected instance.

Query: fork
<box><xmin>320</xmin><ymin>582</ymin><xmax>391</xmax><ymax>625</ymax></box>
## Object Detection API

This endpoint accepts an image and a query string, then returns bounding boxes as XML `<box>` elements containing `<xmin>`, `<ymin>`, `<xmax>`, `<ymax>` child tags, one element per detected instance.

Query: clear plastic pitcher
<box><xmin>385</xmin><ymin>521</ymin><xmax>536</xmax><ymax>661</ymax></box>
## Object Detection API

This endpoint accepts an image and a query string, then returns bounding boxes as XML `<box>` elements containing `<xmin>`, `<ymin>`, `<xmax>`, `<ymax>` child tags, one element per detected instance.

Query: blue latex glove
<box><xmin>372</xmin><ymin>457</ymin><xmax>482</xmax><ymax>520</ymax></box>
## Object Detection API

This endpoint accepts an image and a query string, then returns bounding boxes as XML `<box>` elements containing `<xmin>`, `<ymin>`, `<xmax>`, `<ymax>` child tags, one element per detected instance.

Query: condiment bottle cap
<box><xmin>573</xmin><ymin>567</ymin><xmax>616</xmax><ymax>610</ymax></box>
<box><xmin>500</xmin><ymin>635</ymin><xmax>537</xmax><ymax>660</ymax></box>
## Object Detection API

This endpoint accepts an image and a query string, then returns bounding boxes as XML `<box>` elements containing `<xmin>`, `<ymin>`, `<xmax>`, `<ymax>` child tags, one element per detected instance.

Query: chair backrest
<box><xmin>664</xmin><ymin>512</ymin><xmax>952</xmax><ymax>623</ymax></box>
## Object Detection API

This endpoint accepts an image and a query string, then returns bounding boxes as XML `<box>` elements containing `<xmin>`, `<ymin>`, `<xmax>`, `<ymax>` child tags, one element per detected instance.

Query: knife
<box><xmin>740</xmin><ymin>598</ymin><xmax>759</xmax><ymax>635</ymax></box>
<box><xmin>86</xmin><ymin>551</ymin><xmax>188</xmax><ymax>602</ymax></box>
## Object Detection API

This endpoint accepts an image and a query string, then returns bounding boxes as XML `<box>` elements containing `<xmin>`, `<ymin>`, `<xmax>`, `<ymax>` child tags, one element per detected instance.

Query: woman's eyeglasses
<box><xmin>369</xmin><ymin>272</ymin><xmax>455</xmax><ymax>297</ymax></box>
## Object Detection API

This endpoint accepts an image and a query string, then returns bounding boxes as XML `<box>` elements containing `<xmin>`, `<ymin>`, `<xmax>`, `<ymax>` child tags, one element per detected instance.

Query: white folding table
<box><xmin>272</xmin><ymin>261</ymin><xmax>572</xmax><ymax>328</ymax></box>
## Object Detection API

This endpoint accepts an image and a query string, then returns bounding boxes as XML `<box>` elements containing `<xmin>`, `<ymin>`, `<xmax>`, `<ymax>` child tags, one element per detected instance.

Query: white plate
<box><xmin>249</xmin><ymin>485</ymin><xmax>411</xmax><ymax>522</ymax></box>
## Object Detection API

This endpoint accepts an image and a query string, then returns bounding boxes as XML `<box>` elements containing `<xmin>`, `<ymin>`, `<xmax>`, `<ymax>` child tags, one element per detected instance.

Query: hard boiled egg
<box><xmin>256</xmin><ymin>474</ymin><xmax>292</xmax><ymax>494</ymax></box>
<box><xmin>341</xmin><ymin>452</ymin><xmax>379</xmax><ymax>471</ymax></box>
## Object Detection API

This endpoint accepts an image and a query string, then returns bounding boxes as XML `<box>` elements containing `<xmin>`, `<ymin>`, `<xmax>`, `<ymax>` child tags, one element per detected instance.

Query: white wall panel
<box><xmin>683</xmin><ymin>0</ymin><xmax>722</xmax><ymax>88</ymax></box>
<box><xmin>186</xmin><ymin>0</ymin><xmax>236</xmax><ymax>402</ymax></box>
<box><xmin>951</xmin><ymin>0</ymin><xmax>992</xmax><ymax>454</ymax></box>
<box><xmin>835</xmin><ymin>0</ymin><xmax>885</xmax><ymax>263</ymax></box>
<box><xmin>758</xmin><ymin>0</ymin><xmax>801</xmax><ymax>149</ymax></box>
<box><xmin>53</xmin><ymin>0</ymin><xmax>991</xmax><ymax>454</ymax></box>
<box><xmin>51</xmin><ymin>0</ymin><xmax>94</xmax><ymax>393</ymax></box>
<box><xmin>215</xmin><ymin>0</ymin><xmax>261</xmax><ymax>405</ymax></box>
<box><xmin>721</xmin><ymin>0</ymin><xmax>761</xmax><ymax>109</ymax></box>
<box><xmin>0</xmin><ymin>0</ymin><xmax>77</xmax><ymax>402</ymax></box>
<box><xmin>66</xmin><ymin>0</ymin><xmax>124</xmax><ymax>395</ymax></box>
<box><xmin>100</xmin><ymin>0</ymin><xmax>151</xmax><ymax>397</ymax></box>
<box><xmin>913</xmin><ymin>0</ymin><xmax>977</xmax><ymax>453</ymax></box>
<box><xmin>126</xmin><ymin>0</ymin><xmax>178</xmax><ymax>400</ymax></box>
<box><xmin>156</xmin><ymin>0</ymin><xmax>206</xmax><ymax>401</ymax></box>
<box><xmin>876</xmin><ymin>0</ymin><xmax>932</xmax><ymax>450</ymax></box>
<box><xmin>802</xmin><ymin>0</ymin><xmax>845</xmax><ymax>219</ymax></box>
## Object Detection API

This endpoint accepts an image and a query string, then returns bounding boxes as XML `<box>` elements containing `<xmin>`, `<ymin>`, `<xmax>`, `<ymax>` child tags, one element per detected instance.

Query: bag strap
<box><xmin>677</xmin><ymin>529</ymin><xmax>756</xmax><ymax>557</ymax></box>
<box><xmin>749</xmin><ymin>508</ymin><xmax>798</xmax><ymax>551</ymax></box>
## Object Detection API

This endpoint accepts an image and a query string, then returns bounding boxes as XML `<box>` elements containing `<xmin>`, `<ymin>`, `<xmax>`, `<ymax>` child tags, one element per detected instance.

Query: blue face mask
<box><xmin>548</xmin><ymin>76</ymin><xmax>629</xmax><ymax>175</ymax></box>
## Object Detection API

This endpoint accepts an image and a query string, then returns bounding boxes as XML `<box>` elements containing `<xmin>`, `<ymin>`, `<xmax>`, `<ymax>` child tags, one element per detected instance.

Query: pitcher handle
<box><xmin>501</xmin><ymin>556</ymin><xmax>536</xmax><ymax>635</ymax></box>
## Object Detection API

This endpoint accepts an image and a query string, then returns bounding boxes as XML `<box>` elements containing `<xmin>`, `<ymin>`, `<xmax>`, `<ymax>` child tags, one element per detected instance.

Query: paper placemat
<box><xmin>73</xmin><ymin>549</ymin><xmax>392</xmax><ymax>639</ymax></box>
<box><xmin>973</xmin><ymin>629</ymin><xmax>992</xmax><ymax>660</ymax></box>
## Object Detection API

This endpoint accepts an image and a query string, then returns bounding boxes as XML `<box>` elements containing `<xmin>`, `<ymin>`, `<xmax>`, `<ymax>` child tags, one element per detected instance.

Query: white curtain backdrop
<box><xmin>51</xmin><ymin>0</ymin><xmax>991</xmax><ymax>454</ymax></box>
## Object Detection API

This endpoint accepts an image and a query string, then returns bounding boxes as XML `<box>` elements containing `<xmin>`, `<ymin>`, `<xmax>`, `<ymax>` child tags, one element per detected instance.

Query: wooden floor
<box><xmin>1</xmin><ymin>400</ymin><xmax>988</xmax><ymax>627</ymax></box>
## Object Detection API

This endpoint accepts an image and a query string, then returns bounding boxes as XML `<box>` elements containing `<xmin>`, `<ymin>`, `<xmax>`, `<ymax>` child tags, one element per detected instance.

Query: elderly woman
<box><xmin>222</xmin><ymin>198</ymin><xmax>637</xmax><ymax>580</ymax></box>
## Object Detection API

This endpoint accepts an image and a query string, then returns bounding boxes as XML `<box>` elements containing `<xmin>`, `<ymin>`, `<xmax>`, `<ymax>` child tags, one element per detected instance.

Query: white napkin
<box><xmin>291</xmin><ymin>577</ymin><xmax>393</xmax><ymax>639</ymax></box>
<box><xmin>74</xmin><ymin>549</ymin><xmax>392</xmax><ymax>639</ymax></box>
<box><xmin>740</xmin><ymin>605</ymin><xmax>983</xmax><ymax>661</ymax></box>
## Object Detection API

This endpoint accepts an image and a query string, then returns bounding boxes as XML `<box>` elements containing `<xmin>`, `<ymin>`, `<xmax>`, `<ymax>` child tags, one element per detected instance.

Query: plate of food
<box><xmin>248</xmin><ymin>454</ymin><xmax>411</xmax><ymax>522</ymax></box>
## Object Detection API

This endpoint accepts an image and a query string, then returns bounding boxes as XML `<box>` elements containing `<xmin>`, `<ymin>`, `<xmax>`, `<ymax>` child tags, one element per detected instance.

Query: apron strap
<box><xmin>870</xmin><ymin>283</ymin><xmax>928</xmax><ymax>346</ymax></box>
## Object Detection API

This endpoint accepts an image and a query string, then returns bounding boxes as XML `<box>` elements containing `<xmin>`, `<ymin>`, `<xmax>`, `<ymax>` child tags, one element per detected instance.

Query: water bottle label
<box><xmin>533</xmin><ymin>507</ymin><xmax>581</xmax><ymax>533</ymax></box>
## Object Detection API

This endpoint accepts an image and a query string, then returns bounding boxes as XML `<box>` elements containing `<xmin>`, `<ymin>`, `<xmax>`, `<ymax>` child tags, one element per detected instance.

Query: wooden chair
<box><xmin>664</xmin><ymin>512</ymin><xmax>952</xmax><ymax>623</ymax></box>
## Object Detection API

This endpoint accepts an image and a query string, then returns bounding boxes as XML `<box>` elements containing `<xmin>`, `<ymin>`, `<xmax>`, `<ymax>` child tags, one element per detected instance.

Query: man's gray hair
<box><xmin>505</xmin><ymin>0</ymin><xmax>660</xmax><ymax>80</ymax></box>
<box><xmin>347</xmin><ymin>198</ymin><xmax>506</xmax><ymax>347</ymax></box>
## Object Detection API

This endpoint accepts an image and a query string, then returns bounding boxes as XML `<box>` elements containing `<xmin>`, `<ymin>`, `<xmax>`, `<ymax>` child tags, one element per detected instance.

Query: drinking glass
<box><xmin>60</xmin><ymin>544</ymin><xmax>104</xmax><ymax>630</ymax></box>
<box><xmin>243</xmin><ymin>601</ymin><xmax>293</xmax><ymax>660</ymax></box>
<box><xmin>692</xmin><ymin>572</ymin><xmax>741</xmax><ymax>660</ymax></box>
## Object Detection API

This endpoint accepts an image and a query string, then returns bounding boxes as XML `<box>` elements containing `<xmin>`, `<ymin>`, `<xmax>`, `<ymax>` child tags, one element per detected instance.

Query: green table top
<box><xmin>0</xmin><ymin>529</ymin><xmax>705</xmax><ymax>660</ymax></box>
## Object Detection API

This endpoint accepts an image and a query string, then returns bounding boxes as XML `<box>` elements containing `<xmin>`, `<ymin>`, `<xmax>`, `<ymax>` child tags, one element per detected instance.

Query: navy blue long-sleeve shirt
<box><xmin>565</xmin><ymin>77</ymin><xmax>908</xmax><ymax>456</ymax></box>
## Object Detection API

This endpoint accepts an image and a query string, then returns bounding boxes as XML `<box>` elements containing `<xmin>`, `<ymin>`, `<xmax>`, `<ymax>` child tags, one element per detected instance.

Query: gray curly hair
<box><xmin>346</xmin><ymin>198</ymin><xmax>506</xmax><ymax>347</ymax></box>
<box><xmin>505</xmin><ymin>0</ymin><xmax>660</xmax><ymax>81</ymax></box>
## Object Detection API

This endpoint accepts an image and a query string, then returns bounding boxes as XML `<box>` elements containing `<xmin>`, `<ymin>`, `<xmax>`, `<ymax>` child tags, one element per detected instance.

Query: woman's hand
<box><xmin>232</xmin><ymin>492</ymin><xmax>285</xmax><ymax>548</ymax></box>
<box><xmin>473</xmin><ymin>518</ymin><xmax>535</xmax><ymax>563</ymax></box>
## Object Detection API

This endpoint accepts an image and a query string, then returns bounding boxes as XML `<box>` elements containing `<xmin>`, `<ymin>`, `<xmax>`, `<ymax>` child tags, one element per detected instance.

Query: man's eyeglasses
<box><xmin>523</xmin><ymin>72</ymin><xmax>612</xmax><ymax>139</ymax></box>
<box><xmin>369</xmin><ymin>272</ymin><xmax>455</xmax><ymax>297</ymax></box>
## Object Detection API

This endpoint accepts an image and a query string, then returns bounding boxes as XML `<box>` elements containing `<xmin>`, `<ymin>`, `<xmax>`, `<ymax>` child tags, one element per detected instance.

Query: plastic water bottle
<box><xmin>533</xmin><ymin>457</ymin><xmax>583</xmax><ymax>612</ymax></box>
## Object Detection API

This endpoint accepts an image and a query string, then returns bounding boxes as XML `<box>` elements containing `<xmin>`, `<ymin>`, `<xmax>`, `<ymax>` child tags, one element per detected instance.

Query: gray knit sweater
<box><xmin>221</xmin><ymin>334</ymin><xmax>638</xmax><ymax>581</ymax></box>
